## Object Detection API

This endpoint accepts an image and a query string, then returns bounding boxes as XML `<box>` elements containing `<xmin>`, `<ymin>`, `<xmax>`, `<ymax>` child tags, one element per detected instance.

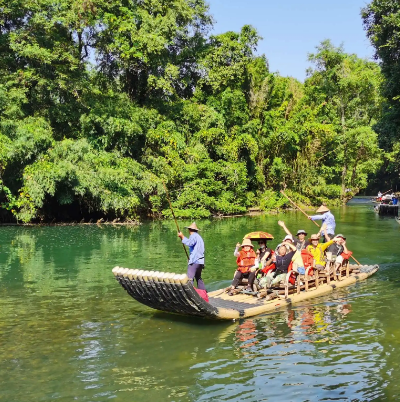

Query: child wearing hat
<box><xmin>228</xmin><ymin>239</ymin><xmax>257</xmax><ymax>295</ymax></box>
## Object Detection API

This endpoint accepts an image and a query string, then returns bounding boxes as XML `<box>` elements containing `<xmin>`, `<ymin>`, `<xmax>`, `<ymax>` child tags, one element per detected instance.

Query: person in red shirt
<box><xmin>228</xmin><ymin>238</ymin><xmax>257</xmax><ymax>295</ymax></box>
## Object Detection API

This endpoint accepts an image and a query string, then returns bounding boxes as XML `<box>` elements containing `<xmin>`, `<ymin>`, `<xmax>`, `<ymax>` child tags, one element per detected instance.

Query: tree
<box><xmin>94</xmin><ymin>0</ymin><xmax>212</xmax><ymax>104</ymax></box>
<box><xmin>362</xmin><ymin>1</ymin><xmax>400</xmax><ymax>190</ymax></box>
<box><xmin>306</xmin><ymin>40</ymin><xmax>383</xmax><ymax>199</ymax></box>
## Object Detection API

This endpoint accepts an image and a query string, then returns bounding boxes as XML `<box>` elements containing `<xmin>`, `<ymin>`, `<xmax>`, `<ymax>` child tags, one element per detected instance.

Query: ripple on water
<box><xmin>1</xmin><ymin>212</ymin><xmax>400</xmax><ymax>401</ymax></box>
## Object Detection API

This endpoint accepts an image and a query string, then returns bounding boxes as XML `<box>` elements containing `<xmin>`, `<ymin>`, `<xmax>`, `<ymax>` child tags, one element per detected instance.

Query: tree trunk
<box><xmin>340</xmin><ymin>102</ymin><xmax>347</xmax><ymax>202</ymax></box>
<box><xmin>341</xmin><ymin>163</ymin><xmax>347</xmax><ymax>201</ymax></box>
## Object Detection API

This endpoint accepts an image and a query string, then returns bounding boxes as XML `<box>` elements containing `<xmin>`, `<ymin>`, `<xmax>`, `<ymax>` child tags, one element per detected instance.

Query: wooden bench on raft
<box><xmin>261</xmin><ymin>260</ymin><xmax>355</xmax><ymax>299</ymax></box>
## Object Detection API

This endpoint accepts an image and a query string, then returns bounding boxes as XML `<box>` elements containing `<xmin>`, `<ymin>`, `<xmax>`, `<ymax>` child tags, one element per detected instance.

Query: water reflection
<box><xmin>1</xmin><ymin>203</ymin><xmax>400</xmax><ymax>401</ymax></box>
<box><xmin>190</xmin><ymin>300</ymin><xmax>386</xmax><ymax>402</ymax></box>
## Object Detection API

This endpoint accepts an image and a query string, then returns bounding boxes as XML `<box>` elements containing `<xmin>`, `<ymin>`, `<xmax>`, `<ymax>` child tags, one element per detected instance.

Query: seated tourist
<box><xmin>275</xmin><ymin>234</ymin><xmax>295</xmax><ymax>254</ymax></box>
<box><xmin>264</xmin><ymin>242</ymin><xmax>297</xmax><ymax>288</ymax></box>
<box><xmin>326</xmin><ymin>234</ymin><xmax>351</xmax><ymax>272</ymax></box>
<box><xmin>255</xmin><ymin>239</ymin><xmax>274</xmax><ymax>271</ymax></box>
<box><xmin>306</xmin><ymin>232</ymin><xmax>341</xmax><ymax>272</ymax></box>
<box><xmin>278</xmin><ymin>221</ymin><xmax>310</xmax><ymax>250</ymax></box>
<box><xmin>291</xmin><ymin>249</ymin><xmax>306</xmax><ymax>275</ymax></box>
<box><xmin>229</xmin><ymin>238</ymin><xmax>257</xmax><ymax>295</ymax></box>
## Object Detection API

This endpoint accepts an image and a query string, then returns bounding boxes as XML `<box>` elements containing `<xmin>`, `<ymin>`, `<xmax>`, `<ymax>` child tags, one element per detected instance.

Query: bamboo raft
<box><xmin>375</xmin><ymin>203</ymin><xmax>399</xmax><ymax>215</ymax></box>
<box><xmin>112</xmin><ymin>264</ymin><xmax>379</xmax><ymax>320</ymax></box>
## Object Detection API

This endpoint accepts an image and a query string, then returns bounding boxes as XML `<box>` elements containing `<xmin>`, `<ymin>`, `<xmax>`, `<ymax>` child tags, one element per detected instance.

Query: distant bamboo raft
<box><xmin>112</xmin><ymin>265</ymin><xmax>379</xmax><ymax>320</ymax></box>
<box><xmin>375</xmin><ymin>204</ymin><xmax>399</xmax><ymax>215</ymax></box>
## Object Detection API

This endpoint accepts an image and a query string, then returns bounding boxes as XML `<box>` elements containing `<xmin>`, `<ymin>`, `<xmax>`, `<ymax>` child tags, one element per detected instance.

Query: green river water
<box><xmin>1</xmin><ymin>198</ymin><xmax>400</xmax><ymax>402</ymax></box>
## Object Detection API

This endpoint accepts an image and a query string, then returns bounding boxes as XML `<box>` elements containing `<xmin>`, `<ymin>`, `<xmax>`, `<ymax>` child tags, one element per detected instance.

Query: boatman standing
<box><xmin>178</xmin><ymin>222</ymin><xmax>206</xmax><ymax>290</ymax></box>
<box><xmin>308</xmin><ymin>205</ymin><xmax>336</xmax><ymax>243</ymax></box>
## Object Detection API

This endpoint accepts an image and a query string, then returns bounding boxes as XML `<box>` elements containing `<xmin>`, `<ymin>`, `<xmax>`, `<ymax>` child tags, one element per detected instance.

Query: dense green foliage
<box><xmin>0</xmin><ymin>0</ymin><xmax>384</xmax><ymax>222</ymax></box>
<box><xmin>363</xmin><ymin>1</ymin><xmax>400</xmax><ymax>191</ymax></box>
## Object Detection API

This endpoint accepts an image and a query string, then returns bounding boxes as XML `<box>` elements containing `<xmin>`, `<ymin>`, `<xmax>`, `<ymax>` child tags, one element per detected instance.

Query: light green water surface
<box><xmin>1</xmin><ymin>199</ymin><xmax>399</xmax><ymax>402</ymax></box>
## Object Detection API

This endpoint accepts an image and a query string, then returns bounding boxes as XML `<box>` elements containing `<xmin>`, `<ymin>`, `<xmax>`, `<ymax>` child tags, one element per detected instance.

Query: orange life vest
<box><xmin>236</xmin><ymin>249</ymin><xmax>256</xmax><ymax>273</ymax></box>
<box><xmin>262</xmin><ymin>263</ymin><xmax>276</xmax><ymax>275</ymax></box>
<box><xmin>301</xmin><ymin>249</ymin><xmax>314</xmax><ymax>275</ymax></box>
<box><xmin>341</xmin><ymin>251</ymin><xmax>353</xmax><ymax>260</ymax></box>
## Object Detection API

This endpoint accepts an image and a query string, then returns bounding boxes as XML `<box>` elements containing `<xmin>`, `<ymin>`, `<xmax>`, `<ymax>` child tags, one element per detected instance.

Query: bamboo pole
<box><xmin>163</xmin><ymin>181</ymin><xmax>189</xmax><ymax>261</ymax></box>
<box><xmin>280</xmin><ymin>190</ymin><xmax>319</xmax><ymax>227</ymax></box>
<box><xmin>280</xmin><ymin>190</ymin><xmax>361</xmax><ymax>266</ymax></box>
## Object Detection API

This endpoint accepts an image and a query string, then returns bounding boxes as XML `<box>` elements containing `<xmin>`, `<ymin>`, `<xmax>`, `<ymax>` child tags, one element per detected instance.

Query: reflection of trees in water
<box><xmin>0</xmin><ymin>226</ymin><xmax>145</xmax><ymax>293</ymax></box>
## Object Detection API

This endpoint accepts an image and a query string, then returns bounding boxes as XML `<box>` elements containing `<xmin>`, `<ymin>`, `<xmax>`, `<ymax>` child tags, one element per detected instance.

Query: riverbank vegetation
<box><xmin>0</xmin><ymin>0</ymin><xmax>389</xmax><ymax>222</ymax></box>
<box><xmin>362</xmin><ymin>1</ymin><xmax>400</xmax><ymax>193</ymax></box>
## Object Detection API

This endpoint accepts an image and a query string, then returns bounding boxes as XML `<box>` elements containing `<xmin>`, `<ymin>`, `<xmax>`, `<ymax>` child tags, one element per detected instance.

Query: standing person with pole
<box><xmin>308</xmin><ymin>205</ymin><xmax>336</xmax><ymax>243</ymax></box>
<box><xmin>280</xmin><ymin>190</ymin><xmax>362</xmax><ymax>266</ymax></box>
<box><xmin>178</xmin><ymin>223</ymin><xmax>206</xmax><ymax>290</ymax></box>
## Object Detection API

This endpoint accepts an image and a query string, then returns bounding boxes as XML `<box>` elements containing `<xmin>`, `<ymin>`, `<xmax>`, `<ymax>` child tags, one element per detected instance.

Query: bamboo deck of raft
<box><xmin>112</xmin><ymin>264</ymin><xmax>379</xmax><ymax>320</ymax></box>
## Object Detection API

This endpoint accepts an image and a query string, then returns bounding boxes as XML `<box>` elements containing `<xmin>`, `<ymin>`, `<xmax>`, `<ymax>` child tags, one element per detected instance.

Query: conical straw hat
<box><xmin>316</xmin><ymin>205</ymin><xmax>329</xmax><ymax>213</ymax></box>
<box><xmin>185</xmin><ymin>222</ymin><xmax>200</xmax><ymax>231</ymax></box>
<box><xmin>241</xmin><ymin>238</ymin><xmax>254</xmax><ymax>248</ymax></box>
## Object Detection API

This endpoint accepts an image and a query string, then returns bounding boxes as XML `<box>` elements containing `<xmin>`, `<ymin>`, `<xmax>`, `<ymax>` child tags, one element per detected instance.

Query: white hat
<box><xmin>241</xmin><ymin>238</ymin><xmax>254</xmax><ymax>248</ymax></box>
<box><xmin>283</xmin><ymin>235</ymin><xmax>293</xmax><ymax>242</ymax></box>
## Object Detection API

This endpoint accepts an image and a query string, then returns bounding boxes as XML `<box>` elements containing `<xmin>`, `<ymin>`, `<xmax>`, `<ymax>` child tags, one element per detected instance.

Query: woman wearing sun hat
<box><xmin>308</xmin><ymin>205</ymin><xmax>336</xmax><ymax>243</ymax></box>
<box><xmin>277</xmin><ymin>220</ymin><xmax>310</xmax><ymax>250</ymax></box>
<box><xmin>228</xmin><ymin>238</ymin><xmax>257</xmax><ymax>295</ymax></box>
<box><xmin>306</xmin><ymin>232</ymin><xmax>341</xmax><ymax>271</ymax></box>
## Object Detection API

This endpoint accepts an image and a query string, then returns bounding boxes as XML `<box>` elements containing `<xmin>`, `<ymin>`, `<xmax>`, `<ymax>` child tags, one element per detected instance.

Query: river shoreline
<box><xmin>0</xmin><ymin>201</ymin><xmax>361</xmax><ymax>227</ymax></box>
<box><xmin>0</xmin><ymin>194</ymin><xmax>370</xmax><ymax>227</ymax></box>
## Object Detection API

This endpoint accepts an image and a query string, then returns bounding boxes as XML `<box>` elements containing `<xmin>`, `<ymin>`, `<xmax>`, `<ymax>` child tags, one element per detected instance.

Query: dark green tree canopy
<box><xmin>0</xmin><ymin>0</ymin><xmax>385</xmax><ymax>222</ymax></box>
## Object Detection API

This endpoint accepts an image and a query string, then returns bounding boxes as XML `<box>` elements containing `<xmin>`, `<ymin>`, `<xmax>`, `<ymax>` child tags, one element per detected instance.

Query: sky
<box><xmin>208</xmin><ymin>0</ymin><xmax>375</xmax><ymax>81</ymax></box>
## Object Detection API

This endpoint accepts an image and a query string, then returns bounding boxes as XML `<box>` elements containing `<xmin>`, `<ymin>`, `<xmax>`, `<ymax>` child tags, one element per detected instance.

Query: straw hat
<box><xmin>336</xmin><ymin>233</ymin><xmax>346</xmax><ymax>239</ymax></box>
<box><xmin>241</xmin><ymin>238</ymin><xmax>254</xmax><ymax>248</ymax></box>
<box><xmin>310</xmin><ymin>234</ymin><xmax>320</xmax><ymax>241</ymax></box>
<box><xmin>316</xmin><ymin>205</ymin><xmax>330</xmax><ymax>213</ymax></box>
<box><xmin>185</xmin><ymin>222</ymin><xmax>200</xmax><ymax>231</ymax></box>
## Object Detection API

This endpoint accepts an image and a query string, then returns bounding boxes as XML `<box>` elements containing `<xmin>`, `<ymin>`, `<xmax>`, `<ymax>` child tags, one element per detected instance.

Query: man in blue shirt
<box><xmin>308</xmin><ymin>205</ymin><xmax>336</xmax><ymax>243</ymax></box>
<box><xmin>178</xmin><ymin>222</ymin><xmax>206</xmax><ymax>290</ymax></box>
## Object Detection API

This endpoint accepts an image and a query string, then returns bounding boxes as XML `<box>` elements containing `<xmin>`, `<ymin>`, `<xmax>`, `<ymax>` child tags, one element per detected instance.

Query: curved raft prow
<box><xmin>112</xmin><ymin>265</ymin><xmax>379</xmax><ymax>320</ymax></box>
<box><xmin>112</xmin><ymin>267</ymin><xmax>220</xmax><ymax>318</ymax></box>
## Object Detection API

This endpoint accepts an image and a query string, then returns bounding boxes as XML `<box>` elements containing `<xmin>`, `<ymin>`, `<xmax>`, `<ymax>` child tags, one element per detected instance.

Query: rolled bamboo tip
<box><xmin>127</xmin><ymin>269</ymin><xmax>136</xmax><ymax>279</ymax></box>
<box><xmin>116</xmin><ymin>267</ymin><xmax>125</xmax><ymax>275</ymax></box>
<box><xmin>172</xmin><ymin>274</ymin><xmax>181</xmax><ymax>284</ymax></box>
<box><xmin>179</xmin><ymin>274</ymin><xmax>189</xmax><ymax>285</ymax></box>
<box><xmin>122</xmin><ymin>269</ymin><xmax>131</xmax><ymax>278</ymax></box>
<box><xmin>136</xmin><ymin>270</ymin><xmax>144</xmax><ymax>279</ymax></box>
<box><xmin>131</xmin><ymin>269</ymin><xmax>139</xmax><ymax>279</ymax></box>
<box><xmin>112</xmin><ymin>266</ymin><xmax>120</xmax><ymax>276</ymax></box>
